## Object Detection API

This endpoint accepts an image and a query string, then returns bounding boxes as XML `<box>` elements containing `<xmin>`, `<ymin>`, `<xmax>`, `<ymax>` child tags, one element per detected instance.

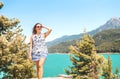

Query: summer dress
<box><xmin>31</xmin><ymin>34</ymin><xmax>48</xmax><ymax>61</ymax></box>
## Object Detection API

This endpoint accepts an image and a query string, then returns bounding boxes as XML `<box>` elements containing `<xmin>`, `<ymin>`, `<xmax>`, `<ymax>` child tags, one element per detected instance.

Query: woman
<box><xmin>29</xmin><ymin>23</ymin><xmax>52</xmax><ymax>79</ymax></box>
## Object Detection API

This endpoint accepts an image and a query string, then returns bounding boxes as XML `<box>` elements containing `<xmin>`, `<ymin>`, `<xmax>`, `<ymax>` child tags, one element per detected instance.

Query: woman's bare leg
<box><xmin>36</xmin><ymin>58</ymin><xmax>46</xmax><ymax>79</ymax></box>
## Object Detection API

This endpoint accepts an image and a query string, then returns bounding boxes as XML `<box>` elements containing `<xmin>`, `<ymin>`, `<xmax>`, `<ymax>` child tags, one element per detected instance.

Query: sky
<box><xmin>0</xmin><ymin>0</ymin><xmax>120</xmax><ymax>42</ymax></box>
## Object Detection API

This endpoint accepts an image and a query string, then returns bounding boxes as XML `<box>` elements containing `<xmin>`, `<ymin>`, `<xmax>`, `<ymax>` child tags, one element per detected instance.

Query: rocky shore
<box><xmin>30</xmin><ymin>74</ymin><xmax>72</xmax><ymax>79</ymax></box>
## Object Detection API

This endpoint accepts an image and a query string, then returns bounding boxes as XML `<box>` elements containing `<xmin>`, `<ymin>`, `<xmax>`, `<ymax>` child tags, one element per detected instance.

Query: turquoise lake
<box><xmin>0</xmin><ymin>53</ymin><xmax>120</xmax><ymax>78</ymax></box>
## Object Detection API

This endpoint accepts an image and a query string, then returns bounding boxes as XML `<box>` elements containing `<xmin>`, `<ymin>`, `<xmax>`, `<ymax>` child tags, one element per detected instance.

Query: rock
<box><xmin>58</xmin><ymin>74</ymin><xmax>72</xmax><ymax>78</ymax></box>
<box><xmin>29</xmin><ymin>74</ymin><xmax>72</xmax><ymax>79</ymax></box>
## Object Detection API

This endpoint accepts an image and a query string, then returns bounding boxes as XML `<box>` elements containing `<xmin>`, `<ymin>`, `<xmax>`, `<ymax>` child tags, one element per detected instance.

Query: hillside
<box><xmin>94</xmin><ymin>28</ymin><xmax>120</xmax><ymax>52</ymax></box>
<box><xmin>48</xmin><ymin>28</ymin><xmax>120</xmax><ymax>53</ymax></box>
<box><xmin>48</xmin><ymin>40</ymin><xmax>76</xmax><ymax>53</ymax></box>
<box><xmin>47</xmin><ymin>17</ymin><xmax>120</xmax><ymax>47</ymax></box>
<box><xmin>47</xmin><ymin>34</ymin><xmax>82</xmax><ymax>47</ymax></box>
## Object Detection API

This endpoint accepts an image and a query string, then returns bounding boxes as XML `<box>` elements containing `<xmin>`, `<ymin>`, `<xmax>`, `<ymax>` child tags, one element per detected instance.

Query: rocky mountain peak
<box><xmin>106</xmin><ymin>17</ymin><xmax>120</xmax><ymax>25</ymax></box>
<box><xmin>97</xmin><ymin>17</ymin><xmax>120</xmax><ymax>32</ymax></box>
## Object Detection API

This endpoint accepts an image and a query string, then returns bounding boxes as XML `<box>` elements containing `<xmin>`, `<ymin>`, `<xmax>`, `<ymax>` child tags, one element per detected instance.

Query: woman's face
<box><xmin>35</xmin><ymin>24</ymin><xmax>42</xmax><ymax>31</ymax></box>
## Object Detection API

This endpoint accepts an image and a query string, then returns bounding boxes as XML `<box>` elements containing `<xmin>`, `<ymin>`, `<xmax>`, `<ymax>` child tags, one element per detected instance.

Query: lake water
<box><xmin>0</xmin><ymin>53</ymin><xmax>120</xmax><ymax>78</ymax></box>
<box><xmin>44</xmin><ymin>53</ymin><xmax>120</xmax><ymax>77</ymax></box>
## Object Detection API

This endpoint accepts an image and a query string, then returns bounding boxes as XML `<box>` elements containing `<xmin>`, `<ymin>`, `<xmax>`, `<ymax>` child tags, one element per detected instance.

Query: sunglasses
<box><xmin>36</xmin><ymin>26</ymin><xmax>42</xmax><ymax>28</ymax></box>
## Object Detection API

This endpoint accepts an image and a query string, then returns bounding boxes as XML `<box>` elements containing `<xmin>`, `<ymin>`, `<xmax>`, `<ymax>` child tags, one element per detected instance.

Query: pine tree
<box><xmin>102</xmin><ymin>55</ymin><xmax>113</xmax><ymax>79</ymax></box>
<box><xmin>65</xmin><ymin>33</ymin><xmax>105</xmax><ymax>79</ymax></box>
<box><xmin>0</xmin><ymin>2</ymin><xmax>3</xmax><ymax>9</ymax></box>
<box><xmin>114</xmin><ymin>67</ymin><xmax>119</xmax><ymax>79</ymax></box>
<box><xmin>102</xmin><ymin>55</ymin><xmax>120</xmax><ymax>79</ymax></box>
<box><xmin>112</xmin><ymin>67</ymin><xmax>119</xmax><ymax>79</ymax></box>
<box><xmin>0</xmin><ymin>2</ymin><xmax>35</xmax><ymax>78</ymax></box>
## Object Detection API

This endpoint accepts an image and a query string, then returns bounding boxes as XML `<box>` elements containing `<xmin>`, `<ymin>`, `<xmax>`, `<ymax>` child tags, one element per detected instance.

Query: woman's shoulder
<box><xmin>30</xmin><ymin>34</ymin><xmax>36</xmax><ymax>38</ymax></box>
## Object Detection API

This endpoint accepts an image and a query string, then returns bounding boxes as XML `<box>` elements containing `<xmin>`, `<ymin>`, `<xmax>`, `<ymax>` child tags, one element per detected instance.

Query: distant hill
<box><xmin>48</xmin><ymin>28</ymin><xmax>120</xmax><ymax>53</ymax></box>
<box><xmin>47</xmin><ymin>17</ymin><xmax>120</xmax><ymax>47</ymax></box>
<box><xmin>94</xmin><ymin>28</ymin><xmax>120</xmax><ymax>52</ymax></box>
<box><xmin>48</xmin><ymin>18</ymin><xmax>120</xmax><ymax>53</ymax></box>
<box><xmin>47</xmin><ymin>34</ymin><xmax>82</xmax><ymax>47</ymax></box>
<box><xmin>48</xmin><ymin>40</ymin><xmax>76</xmax><ymax>53</ymax></box>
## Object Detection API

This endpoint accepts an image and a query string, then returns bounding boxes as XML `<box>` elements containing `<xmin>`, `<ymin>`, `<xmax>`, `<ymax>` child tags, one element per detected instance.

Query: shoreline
<box><xmin>30</xmin><ymin>74</ymin><xmax>72</xmax><ymax>79</ymax></box>
<box><xmin>48</xmin><ymin>53</ymin><xmax>70</xmax><ymax>54</ymax></box>
<box><xmin>98</xmin><ymin>52</ymin><xmax>120</xmax><ymax>54</ymax></box>
<box><xmin>48</xmin><ymin>52</ymin><xmax>120</xmax><ymax>54</ymax></box>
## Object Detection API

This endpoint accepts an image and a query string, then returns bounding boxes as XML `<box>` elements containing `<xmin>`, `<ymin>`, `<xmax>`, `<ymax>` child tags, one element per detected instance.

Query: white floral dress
<box><xmin>31</xmin><ymin>34</ymin><xmax>48</xmax><ymax>61</ymax></box>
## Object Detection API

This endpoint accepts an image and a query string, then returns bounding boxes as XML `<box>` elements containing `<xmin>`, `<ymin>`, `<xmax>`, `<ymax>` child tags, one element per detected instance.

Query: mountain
<box><xmin>93</xmin><ymin>28</ymin><xmax>120</xmax><ymax>52</ymax></box>
<box><xmin>47</xmin><ymin>34</ymin><xmax>82</xmax><ymax>47</ymax></box>
<box><xmin>48</xmin><ymin>28</ymin><xmax>120</xmax><ymax>53</ymax></box>
<box><xmin>93</xmin><ymin>17</ymin><xmax>120</xmax><ymax>32</ymax></box>
<box><xmin>48</xmin><ymin>40</ymin><xmax>76</xmax><ymax>53</ymax></box>
<box><xmin>47</xmin><ymin>17</ymin><xmax>120</xmax><ymax>47</ymax></box>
